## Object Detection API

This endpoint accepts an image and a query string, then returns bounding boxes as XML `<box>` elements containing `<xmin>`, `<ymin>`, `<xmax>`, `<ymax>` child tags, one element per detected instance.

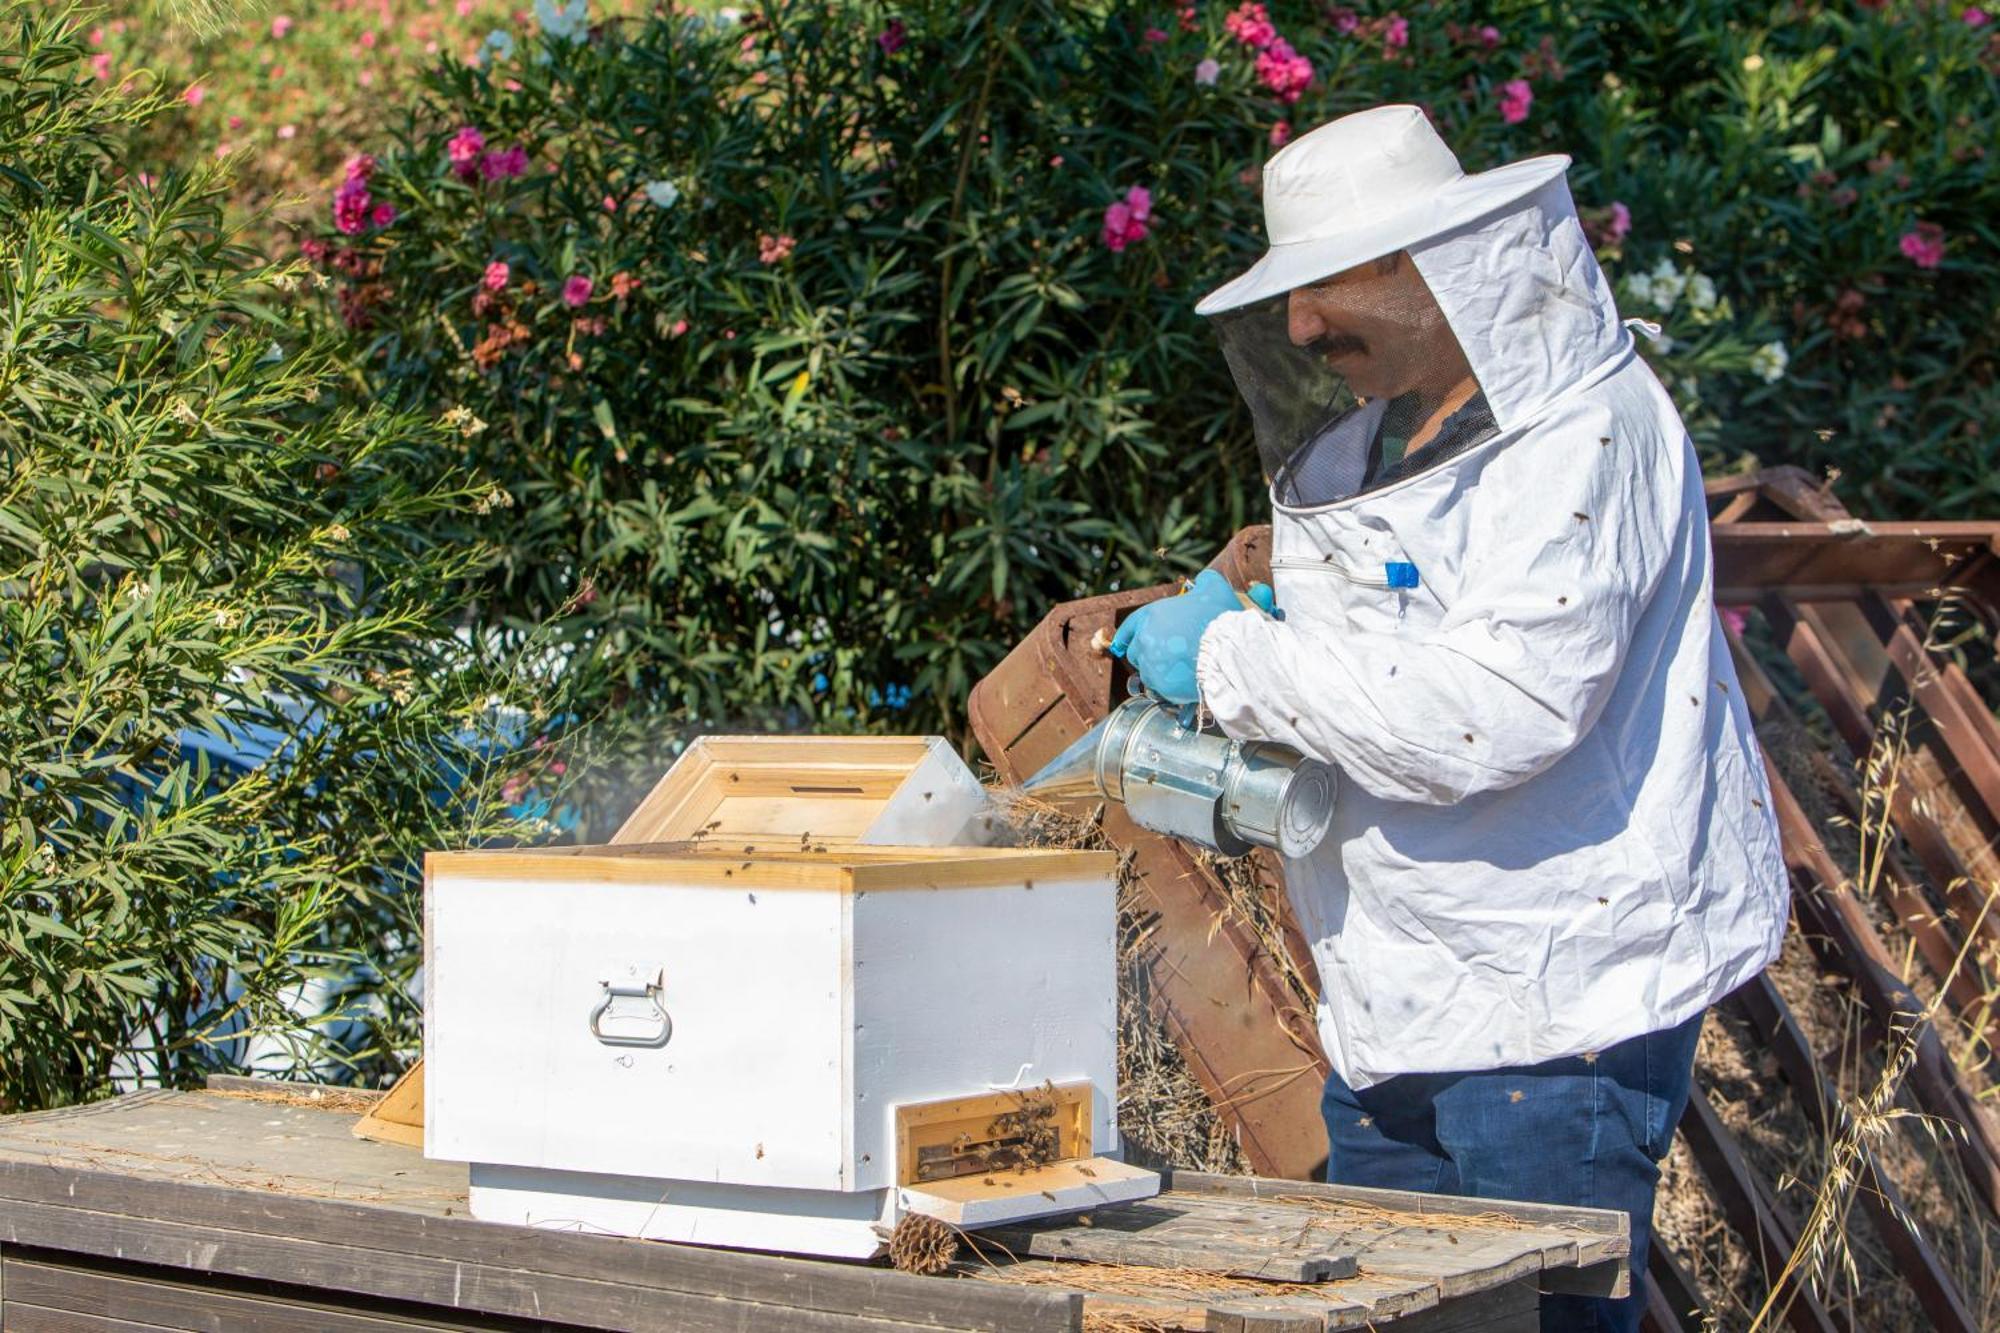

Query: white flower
<box><xmin>213</xmin><ymin>607</ymin><xmax>242</xmax><ymax>630</ymax></box>
<box><xmin>261</xmin><ymin>340</ymin><xmax>284</xmax><ymax>363</ymax></box>
<box><xmin>642</xmin><ymin>179</ymin><xmax>681</xmax><ymax>209</ymax></box>
<box><xmin>480</xmin><ymin>28</ymin><xmax>516</xmax><ymax>63</ymax></box>
<box><xmin>1647</xmin><ymin>258</ymin><xmax>1686</xmax><ymax>314</ymax></box>
<box><xmin>534</xmin><ymin>0</ymin><xmax>589</xmax><ymax>42</ymax></box>
<box><xmin>442</xmin><ymin>406</ymin><xmax>488</xmax><ymax>437</ymax></box>
<box><xmin>1194</xmin><ymin>58</ymin><xmax>1220</xmax><ymax>86</ymax></box>
<box><xmin>324</xmin><ymin>524</ymin><xmax>351</xmax><ymax>543</ymax></box>
<box><xmin>715</xmin><ymin>7</ymin><xmax>743</xmax><ymax>24</ymax></box>
<box><xmin>1749</xmin><ymin>339</ymin><xmax>1788</xmax><ymax>384</ymax></box>
<box><xmin>1650</xmin><ymin>331</ymin><xmax>1676</xmax><ymax>355</ymax></box>
<box><xmin>1686</xmin><ymin>273</ymin><xmax>1718</xmax><ymax>314</ymax></box>
<box><xmin>1622</xmin><ymin>271</ymin><xmax>1654</xmax><ymax>307</ymax></box>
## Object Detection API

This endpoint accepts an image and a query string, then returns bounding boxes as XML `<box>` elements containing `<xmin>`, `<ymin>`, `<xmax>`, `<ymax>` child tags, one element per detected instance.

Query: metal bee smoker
<box><xmin>1018</xmin><ymin>696</ymin><xmax>1337</xmax><ymax>859</ymax></box>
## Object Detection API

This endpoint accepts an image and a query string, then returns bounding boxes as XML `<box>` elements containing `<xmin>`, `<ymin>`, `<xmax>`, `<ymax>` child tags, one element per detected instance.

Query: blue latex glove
<box><xmin>1109</xmin><ymin>570</ymin><xmax>1253</xmax><ymax>706</ymax></box>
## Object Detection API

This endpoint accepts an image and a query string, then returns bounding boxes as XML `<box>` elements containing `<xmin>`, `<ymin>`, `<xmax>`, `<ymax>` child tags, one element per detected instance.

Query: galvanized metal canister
<box><xmin>1024</xmin><ymin>698</ymin><xmax>1336</xmax><ymax>858</ymax></box>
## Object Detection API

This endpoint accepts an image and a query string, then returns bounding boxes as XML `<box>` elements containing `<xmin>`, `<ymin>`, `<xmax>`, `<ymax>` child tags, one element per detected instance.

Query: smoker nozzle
<box><xmin>1018</xmin><ymin>698</ymin><xmax>1336</xmax><ymax>859</ymax></box>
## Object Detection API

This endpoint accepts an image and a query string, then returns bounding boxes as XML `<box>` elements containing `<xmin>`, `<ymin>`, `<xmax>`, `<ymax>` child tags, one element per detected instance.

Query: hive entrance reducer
<box><xmin>423</xmin><ymin>734</ymin><xmax>1158</xmax><ymax>1260</ymax></box>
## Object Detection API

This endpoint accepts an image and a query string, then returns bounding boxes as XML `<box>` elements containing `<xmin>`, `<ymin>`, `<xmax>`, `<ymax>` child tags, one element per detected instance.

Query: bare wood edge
<box><xmin>424</xmin><ymin>846</ymin><xmax>1115</xmax><ymax>891</ymax></box>
<box><xmin>352</xmin><ymin>1063</ymin><xmax>425</xmax><ymax>1148</ymax></box>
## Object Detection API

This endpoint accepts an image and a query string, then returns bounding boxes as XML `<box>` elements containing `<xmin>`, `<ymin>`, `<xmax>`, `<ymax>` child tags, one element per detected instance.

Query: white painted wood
<box><xmin>899</xmin><ymin>1158</ymin><xmax>1160</xmax><ymax>1228</ymax></box>
<box><xmin>427</xmin><ymin>871</ymin><xmax>849</xmax><ymax>1190</ymax></box>
<box><xmin>847</xmin><ymin>875</ymin><xmax>1120</xmax><ymax>1192</ymax></box>
<box><xmin>469</xmin><ymin>1162</ymin><xmax>894</xmax><ymax>1260</ymax></box>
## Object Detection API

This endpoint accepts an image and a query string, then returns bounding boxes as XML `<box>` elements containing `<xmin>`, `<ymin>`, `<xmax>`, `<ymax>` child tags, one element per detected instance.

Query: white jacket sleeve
<box><xmin>1196</xmin><ymin>414</ymin><xmax>1693</xmax><ymax>806</ymax></box>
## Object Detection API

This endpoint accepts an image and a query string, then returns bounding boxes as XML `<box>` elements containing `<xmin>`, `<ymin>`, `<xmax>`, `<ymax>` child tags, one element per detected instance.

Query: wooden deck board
<box><xmin>0</xmin><ymin>1089</ymin><xmax>1623</xmax><ymax>1330</ymax></box>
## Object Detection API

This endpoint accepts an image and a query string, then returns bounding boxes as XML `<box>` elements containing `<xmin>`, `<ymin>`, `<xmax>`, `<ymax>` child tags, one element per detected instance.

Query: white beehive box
<box><xmin>423</xmin><ymin>736</ymin><xmax>1156</xmax><ymax>1259</ymax></box>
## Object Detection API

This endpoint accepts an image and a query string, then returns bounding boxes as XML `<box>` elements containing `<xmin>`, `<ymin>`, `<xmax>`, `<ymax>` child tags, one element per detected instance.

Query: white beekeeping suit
<box><xmin>1191</xmin><ymin>106</ymin><xmax>1788</xmax><ymax>1090</ymax></box>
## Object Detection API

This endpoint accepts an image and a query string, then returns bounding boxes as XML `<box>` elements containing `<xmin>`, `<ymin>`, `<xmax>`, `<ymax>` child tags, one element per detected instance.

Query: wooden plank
<box><xmin>1677</xmin><ymin>1086</ymin><xmax>1846</xmax><ymax>1333</ymax></box>
<box><xmin>0</xmin><ymin>1160</ymin><xmax>1078</xmax><ymax>1333</ymax></box>
<box><xmin>978</xmin><ymin>1198</ymin><xmax>1361</xmax><ymax>1282</ymax></box>
<box><xmin>1765</xmin><ymin>764</ymin><xmax>2000</xmax><ymax>1216</ymax></box>
<box><xmin>1709</xmin><ymin>521</ymin><xmax>2000</xmax><ymax>603</ymax></box>
<box><xmin>1644</xmin><ymin>1240</ymin><xmax>1705</xmax><ymax>1332</ymax></box>
<box><xmin>3</xmin><ymin>1307</ymin><xmax>178</xmax><ymax>1332</ymax></box>
<box><xmin>1765</xmin><ymin>598</ymin><xmax>2000</xmax><ymax>956</ymax></box>
<box><xmin>1163</xmin><ymin>1171</ymin><xmax>1627</xmax><ymax>1241</ymax></box>
<box><xmin>1725</xmin><ymin>629</ymin><xmax>2000</xmax><ymax>1058</ymax></box>
<box><xmin>1730</xmin><ymin>976</ymin><xmax>1980</xmax><ymax>1333</ymax></box>
<box><xmin>978</xmin><ymin>1219</ymin><xmax>1355</xmax><ymax>1283</ymax></box>
<box><xmin>0</xmin><ymin>1196</ymin><xmax>1056</xmax><ymax>1333</ymax></box>
<box><xmin>2</xmin><ymin>1253</ymin><xmax>481</xmax><ymax>1331</ymax></box>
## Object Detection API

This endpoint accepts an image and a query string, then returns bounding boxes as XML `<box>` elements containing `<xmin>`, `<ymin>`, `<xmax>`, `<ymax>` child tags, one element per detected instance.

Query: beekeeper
<box><xmin>1112</xmin><ymin>105</ymin><xmax>1788</xmax><ymax>1332</ymax></box>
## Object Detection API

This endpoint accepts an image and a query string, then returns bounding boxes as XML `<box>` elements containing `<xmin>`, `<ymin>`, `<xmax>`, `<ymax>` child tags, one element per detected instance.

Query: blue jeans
<box><xmin>1321</xmin><ymin>1013</ymin><xmax>1703</xmax><ymax>1333</ymax></box>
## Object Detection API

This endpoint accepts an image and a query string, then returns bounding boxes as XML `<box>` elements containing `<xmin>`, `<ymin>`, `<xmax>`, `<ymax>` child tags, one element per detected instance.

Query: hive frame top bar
<box><xmin>425</xmin><ymin>842</ymin><xmax>1116</xmax><ymax>891</ymax></box>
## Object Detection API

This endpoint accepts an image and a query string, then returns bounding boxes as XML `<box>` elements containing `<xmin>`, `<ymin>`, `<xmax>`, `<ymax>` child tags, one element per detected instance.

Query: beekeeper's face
<box><xmin>1284</xmin><ymin>252</ymin><xmax>1469</xmax><ymax>404</ymax></box>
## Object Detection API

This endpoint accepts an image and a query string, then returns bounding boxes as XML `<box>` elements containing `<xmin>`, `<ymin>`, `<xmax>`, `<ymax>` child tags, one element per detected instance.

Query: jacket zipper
<box><xmin>1270</xmin><ymin>555</ymin><xmax>1420</xmax><ymax>590</ymax></box>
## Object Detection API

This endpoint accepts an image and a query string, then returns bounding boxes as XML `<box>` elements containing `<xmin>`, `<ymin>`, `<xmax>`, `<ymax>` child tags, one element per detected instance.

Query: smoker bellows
<box><xmin>422</xmin><ymin>735</ymin><xmax>1157</xmax><ymax>1259</ymax></box>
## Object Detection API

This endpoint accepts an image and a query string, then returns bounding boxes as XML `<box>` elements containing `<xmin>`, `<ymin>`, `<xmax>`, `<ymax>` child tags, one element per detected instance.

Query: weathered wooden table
<box><xmin>0</xmin><ymin>1084</ymin><xmax>1628</xmax><ymax>1331</ymax></box>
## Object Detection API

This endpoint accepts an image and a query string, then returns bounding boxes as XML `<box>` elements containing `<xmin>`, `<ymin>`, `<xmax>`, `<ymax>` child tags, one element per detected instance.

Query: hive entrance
<box><xmin>896</xmin><ymin>1082</ymin><xmax>1092</xmax><ymax>1185</ymax></box>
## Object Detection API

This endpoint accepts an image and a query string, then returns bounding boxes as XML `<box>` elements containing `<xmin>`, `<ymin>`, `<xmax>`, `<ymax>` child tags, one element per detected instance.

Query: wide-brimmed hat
<box><xmin>1195</xmin><ymin>105</ymin><xmax>1570</xmax><ymax>316</ymax></box>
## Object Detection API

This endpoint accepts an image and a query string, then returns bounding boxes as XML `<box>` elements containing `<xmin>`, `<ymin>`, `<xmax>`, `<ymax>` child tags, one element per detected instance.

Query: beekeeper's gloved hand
<box><xmin>1109</xmin><ymin>570</ymin><xmax>1248</xmax><ymax>706</ymax></box>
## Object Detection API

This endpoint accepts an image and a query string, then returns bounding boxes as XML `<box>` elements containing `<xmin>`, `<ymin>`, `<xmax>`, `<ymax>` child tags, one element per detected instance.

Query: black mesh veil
<box><xmin>1208</xmin><ymin>262</ymin><xmax>1495</xmax><ymax>508</ymax></box>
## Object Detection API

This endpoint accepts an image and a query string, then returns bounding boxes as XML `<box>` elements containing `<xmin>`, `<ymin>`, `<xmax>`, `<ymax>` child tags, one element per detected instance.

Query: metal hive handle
<box><xmin>589</xmin><ymin>970</ymin><xmax>673</xmax><ymax>1049</ymax></box>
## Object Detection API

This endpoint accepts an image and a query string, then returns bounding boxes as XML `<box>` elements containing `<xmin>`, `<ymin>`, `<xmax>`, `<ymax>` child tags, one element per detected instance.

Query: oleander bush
<box><xmin>300</xmin><ymin>0</ymin><xmax>1994</xmax><ymax>817</ymax></box>
<box><xmin>0</xmin><ymin>3</ymin><xmax>580</xmax><ymax>1111</ymax></box>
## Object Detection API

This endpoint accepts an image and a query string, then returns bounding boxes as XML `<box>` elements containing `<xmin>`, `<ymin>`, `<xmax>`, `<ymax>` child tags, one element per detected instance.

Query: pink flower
<box><xmin>278</xmin><ymin>123</ymin><xmax>296</xmax><ymax>140</ymax></box>
<box><xmin>456</xmin><ymin>0</ymin><xmax>474</xmax><ymax>14</ymax></box>
<box><xmin>227</xmin><ymin>114</ymin><xmax>244</xmax><ymax>130</ymax></box>
<box><xmin>1718</xmin><ymin>605</ymin><xmax>1749</xmax><ymax>637</ymax></box>
<box><xmin>360</xmin><ymin>29</ymin><xmax>377</xmax><ymax>48</ymax></box>
<box><xmin>333</xmin><ymin>176</ymin><xmax>372</xmax><ymax>235</ymax></box>
<box><xmin>371</xmin><ymin>202</ymin><xmax>397</xmax><ymax>227</ymax></box>
<box><xmin>1899</xmin><ymin>221</ymin><xmax>1946</xmax><ymax>269</ymax></box>
<box><xmin>183</xmin><ymin>83</ymin><xmax>205</xmax><ymax>107</ymax></box>
<box><xmin>562</xmin><ymin>274</ymin><xmax>594</xmax><ymax>307</ymax></box>
<box><xmin>758</xmin><ymin>232</ymin><xmax>797</xmax><ymax>264</ymax></box>
<box><xmin>1331</xmin><ymin>7</ymin><xmax>1360</xmax><ymax>34</ymax></box>
<box><xmin>1254</xmin><ymin>37</ymin><xmax>1314</xmax><ymax>102</ymax></box>
<box><xmin>1269</xmin><ymin>120</ymin><xmax>1291</xmax><ymax>147</ymax></box>
<box><xmin>1101</xmin><ymin>185</ymin><xmax>1153</xmax><ymax>252</ymax></box>
<box><xmin>483</xmin><ymin>261</ymin><xmax>510</xmax><ymax>291</ymax></box>
<box><xmin>1194</xmin><ymin>57</ymin><xmax>1220</xmax><ymax>85</ymax></box>
<box><xmin>300</xmin><ymin>236</ymin><xmax>328</xmax><ymax>262</ymax></box>
<box><xmin>1144</xmin><ymin>26</ymin><xmax>1169</xmax><ymax>43</ymax></box>
<box><xmin>878</xmin><ymin>18</ymin><xmax>906</xmax><ymax>52</ymax></box>
<box><xmin>270</xmin><ymin>14</ymin><xmax>293</xmax><ymax>38</ymax></box>
<box><xmin>90</xmin><ymin>52</ymin><xmax>112</xmax><ymax>80</ymax></box>
<box><xmin>1384</xmin><ymin>15</ymin><xmax>1409</xmax><ymax>48</ymax></box>
<box><xmin>670</xmin><ymin>318</ymin><xmax>689</xmax><ymax>337</ymax></box>
<box><xmin>1966</xmin><ymin>6</ymin><xmax>1990</xmax><ymax>25</ymax></box>
<box><xmin>481</xmin><ymin>146</ymin><xmax>528</xmax><ymax>180</ymax></box>
<box><xmin>88</xmin><ymin>25</ymin><xmax>104</xmax><ymax>45</ymax></box>
<box><xmin>1224</xmin><ymin>2</ymin><xmax>1277</xmax><ymax>49</ymax></box>
<box><xmin>1498</xmin><ymin>78</ymin><xmax>1533</xmax><ymax>125</ymax></box>
<box><xmin>1479</xmin><ymin>23</ymin><xmax>1500</xmax><ymax>46</ymax></box>
<box><xmin>1605</xmin><ymin>201</ymin><xmax>1631</xmax><ymax>245</ymax></box>
<box><xmin>602</xmin><ymin>193</ymin><xmax>618</xmax><ymax>211</ymax></box>
<box><xmin>344</xmin><ymin>153</ymin><xmax>377</xmax><ymax>182</ymax></box>
<box><xmin>448</xmin><ymin>125</ymin><xmax>486</xmax><ymax>179</ymax></box>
